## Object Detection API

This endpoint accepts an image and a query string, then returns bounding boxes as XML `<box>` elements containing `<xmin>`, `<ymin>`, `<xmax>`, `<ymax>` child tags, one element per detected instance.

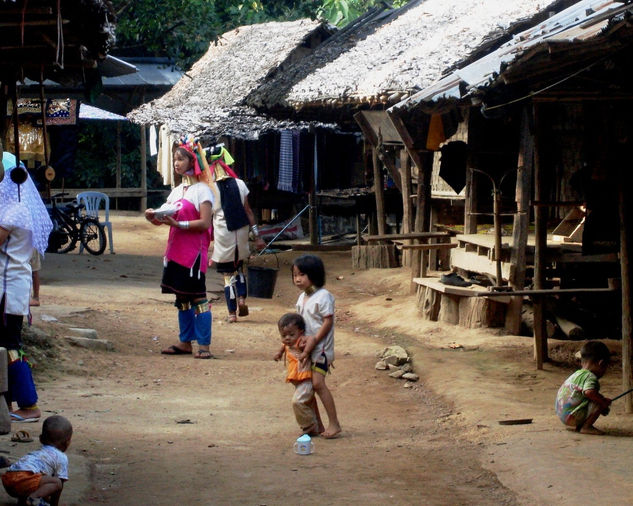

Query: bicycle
<box><xmin>46</xmin><ymin>192</ymin><xmax>107</xmax><ymax>255</ymax></box>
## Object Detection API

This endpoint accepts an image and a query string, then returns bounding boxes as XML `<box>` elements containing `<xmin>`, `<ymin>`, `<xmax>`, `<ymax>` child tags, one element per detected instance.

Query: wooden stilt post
<box><xmin>140</xmin><ymin>125</ymin><xmax>147</xmax><ymax>212</ymax></box>
<box><xmin>464</xmin><ymin>163</ymin><xmax>478</xmax><ymax>234</ymax></box>
<box><xmin>372</xmin><ymin>147</ymin><xmax>386</xmax><ymax>236</ymax></box>
<box><xmin>507</xmin><ymin>107</ymin><xmax>534</xmax><ymax>334</ymax></box>
<box><xmin>310</xmin><ymin>132</ymin><xmax>318</xmax><ymax>246</ymax></box>
<box><xmin>532</xmin><ymin>104</ymin><xmax>548</xmax><ymax>369</ymax></box>
<box><xmin>400</xmin><ymin>148</ymin><xmax>412</xmax><ymax>266</ymax></box>
<box><xmin>115</xmin><ymin>121</ymin><xmax>121</xmax><ymax>211</ymax></box>
<box><xmin>620</xmin><ymin>168</ymin><xmax>633</xmax><ymax>412</ymax></box>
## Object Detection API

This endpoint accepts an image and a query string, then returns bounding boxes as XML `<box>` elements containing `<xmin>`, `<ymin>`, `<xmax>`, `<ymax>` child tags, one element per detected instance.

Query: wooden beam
<box><xmin>398</xmin><ymin>243</ymin><xmax>457</xmax><ymax>251</ymax></box>
<box><xmin>481</xmin><ymin>287</ymin><xmax>617</xmax><ymax>296</ymax></box>
<box><xmin>0</xmin><ymin>19</ymin><xmax>69</xmax><ymax>27</ymax></box>
<box><xmin>365</xmin><ymin>232</ymin><xmax>451</xmax><ymax>241</ymax></box>
<box><xmin>507</xmin><ymin>107</ymin><xmax>534</xmax><ymax>334</ymax></box>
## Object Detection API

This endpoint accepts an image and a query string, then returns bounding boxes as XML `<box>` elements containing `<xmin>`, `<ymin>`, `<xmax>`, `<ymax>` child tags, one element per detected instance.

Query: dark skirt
<box><xmin>215</xmin><ymin>259</ymin><xmax>244</xmax><ymax>274</ymax></box>
<box><xmin>161</xmin><ymin>257</ymin><xmax>206</xmax><ymax>298</ymax></box>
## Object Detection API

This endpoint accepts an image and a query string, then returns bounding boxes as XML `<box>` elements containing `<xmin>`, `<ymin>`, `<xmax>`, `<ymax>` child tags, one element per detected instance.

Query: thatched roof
<box><xmin>127</xmin><ymin>19</ymin><xmax>335</xmax><ymax>142</ymax></box>
<box><xmin>394</xmin><ymin>0</ymin><xmax>633</xmax><ymax>112</ymax></box>
<box><xmin>0</xmin><ymin>0</ymin><xmax>116</xmax><ymax>85</ymax></box>
<box><xmin>247</xmin><ymin>0</ymin><xmax>569</xmax><ymax>115</ymax></box>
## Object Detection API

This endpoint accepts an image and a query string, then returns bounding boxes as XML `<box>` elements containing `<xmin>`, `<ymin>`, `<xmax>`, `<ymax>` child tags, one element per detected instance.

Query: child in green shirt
<box><xmin>555</xmin><ymin>341</ymin><xmax>612</xmax><ymax>435</ymax></box>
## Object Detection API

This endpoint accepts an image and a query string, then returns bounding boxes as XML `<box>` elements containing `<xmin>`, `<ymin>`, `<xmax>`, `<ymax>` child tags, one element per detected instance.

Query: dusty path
<box><xmin>1</xmin><ymin>214</ymin><xmax>517</xmax><ymax>505</ymax></box>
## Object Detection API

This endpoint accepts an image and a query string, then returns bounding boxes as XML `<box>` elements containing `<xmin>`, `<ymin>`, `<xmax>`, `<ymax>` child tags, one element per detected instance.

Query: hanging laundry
<box><xmin>278</xmin><ymin>130</ymin><xmax>294</xmax><ymax>192</ymax></box>
<box><xmin>149</xmin><ymin>125</ymin><xmax>158</xmax><ymax>156</ymax></box>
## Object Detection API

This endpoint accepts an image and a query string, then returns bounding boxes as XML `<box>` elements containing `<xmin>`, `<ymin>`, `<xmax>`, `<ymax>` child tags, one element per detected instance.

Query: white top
<box><xmin>166</xmin><ymin>182</ymin><xmax>215</xmax><ymax>210</ymax></box>
<box><xmin>0</xmin><ymin>224</ymin><xmax>32</xmax><ymax>316</ymax></box>
<box><xmin>8</xmin><ymin>445</ymin><xmax>69</xmax><ymax>480</ymax></box>
<box><xmin>296</xmin><ymin>287</ymin><xmax>335</xmax><ymax>363</ymax></box>
<box><xmin>211</xmin><ymin>178</ymin><xmax>250</xmax><ymax>264</ymax></box>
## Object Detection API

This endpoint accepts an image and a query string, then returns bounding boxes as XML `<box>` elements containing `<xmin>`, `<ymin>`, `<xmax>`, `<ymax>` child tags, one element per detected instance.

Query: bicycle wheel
<box><xmin>49</xmin><ymin>215</ymin><xmax>77</xmax><ymax>254</ymax></box>
<box><xmin>80</xmin><ymin>218</ymin><xmax>106</xmax><ymax>255</ymax></box>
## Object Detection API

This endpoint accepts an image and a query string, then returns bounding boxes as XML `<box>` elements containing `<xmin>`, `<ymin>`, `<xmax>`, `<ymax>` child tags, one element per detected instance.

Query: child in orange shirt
<box><xmin>274</xmin><ymin>313</ymin><xmax>322</xmax><ymax>436</ymax></box>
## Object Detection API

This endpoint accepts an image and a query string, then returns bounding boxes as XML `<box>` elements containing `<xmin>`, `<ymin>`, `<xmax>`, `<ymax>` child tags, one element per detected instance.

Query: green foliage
<box><xmin>68</xmin><ymin>122</ymin><xmax>164</xmax><ymax>192</ymax></box>
<box><xmin>317</xmin><ymin>0</ymin><xmax>409</xmax><ymax>27</ymax></box>
<box><xmin>111</xmin><ymin>0</ymin><xmax>321</xmax><ymax>71</ymax></box>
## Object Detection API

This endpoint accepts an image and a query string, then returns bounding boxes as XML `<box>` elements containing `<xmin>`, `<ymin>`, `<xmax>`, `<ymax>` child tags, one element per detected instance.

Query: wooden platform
<box><xmin>413</xmin><ymin>277</ymin><xmax>508</xmax><ymax>328</ymax></box>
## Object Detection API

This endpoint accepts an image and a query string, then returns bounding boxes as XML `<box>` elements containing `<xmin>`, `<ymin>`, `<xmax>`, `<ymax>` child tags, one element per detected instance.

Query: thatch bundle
<box><xmin>128</xmin><ymin>19</ymin><xmax>333</xmax><ymax>141</ymax></box>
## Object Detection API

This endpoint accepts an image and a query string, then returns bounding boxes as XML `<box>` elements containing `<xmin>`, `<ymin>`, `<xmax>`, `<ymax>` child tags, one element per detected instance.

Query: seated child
<box><xmin>273</xmin><ymin>313</ymin><xmax>322</xmax><ymax>436</ymax></box>
<box><xmin>2</xmin><ymin>415</ymin><xmax>72</xmax><ymax>506</ymax></box>
<box><xmin>555</xmin><ymin>341</ymin><xmax>612</xmax><ymax>435</ymax></box>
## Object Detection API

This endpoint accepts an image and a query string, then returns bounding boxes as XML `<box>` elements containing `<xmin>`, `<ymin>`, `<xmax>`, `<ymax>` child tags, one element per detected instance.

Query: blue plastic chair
<box><xmin>76</xmin><ymin>191</ymin><xmax>114</xmax><ymax>254</ymax></box>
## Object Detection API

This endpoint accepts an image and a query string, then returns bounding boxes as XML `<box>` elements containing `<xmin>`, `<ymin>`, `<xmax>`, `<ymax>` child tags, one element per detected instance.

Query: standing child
<box><xmin>555</xmin><ymin>340</ymin><xmax>612</xmax><ymax>435</ymax></box>
<box><xmin>1</xmin><ymin>415</ymin><xmax>72</xmax><ymax>506</ymax></box>
<box><xmin>292</xmin><ymin>254</ymin><xmax>342</xmax><ymax>439</ymax></box>
<box><xmin>273</xmin><ymin>313</ymin><xmax>321</xmax><ymax>435</ymax></box>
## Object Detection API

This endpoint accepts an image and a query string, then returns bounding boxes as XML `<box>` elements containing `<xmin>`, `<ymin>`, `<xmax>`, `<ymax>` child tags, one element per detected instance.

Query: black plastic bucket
<box><xmin>247</xmin><ymin>264</ymin><xmax>279</xmax><ymax>298</ymax></box>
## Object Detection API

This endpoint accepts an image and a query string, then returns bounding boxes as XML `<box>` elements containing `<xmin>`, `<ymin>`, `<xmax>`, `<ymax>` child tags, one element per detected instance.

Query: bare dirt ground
<box><xmin>2</xmin><ymin>213</ymin><xmax>633</xmax><ymax>505</ymax></box>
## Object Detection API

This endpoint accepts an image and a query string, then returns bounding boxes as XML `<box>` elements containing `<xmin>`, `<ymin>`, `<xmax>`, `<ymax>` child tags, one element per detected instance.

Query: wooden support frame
<box><xmin>386</xmin><ymin>108</ymin><xmax>434</xmax><ymax>287</ymax></box>
<box><xmin>354</xmin><ymin>111</ymin><xmax>401</xmax><ymax>192</ymax></box>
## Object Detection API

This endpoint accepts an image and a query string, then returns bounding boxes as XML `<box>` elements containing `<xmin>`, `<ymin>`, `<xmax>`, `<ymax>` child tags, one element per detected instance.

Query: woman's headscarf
<box><xmin>0</xmin><ymin>152</ymin><xmax>53</xmax><ymax>255</ymax></box>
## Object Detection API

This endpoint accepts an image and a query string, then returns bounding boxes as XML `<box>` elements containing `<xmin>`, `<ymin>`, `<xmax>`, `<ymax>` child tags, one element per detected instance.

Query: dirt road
<box><xmin>5</xmin><ymin>213</ymin><xmax>633</xmax><ymax>505</ymax></box>
<box><xmin>1</xmin><ymin>214</ymin><xmax>517</xmax><ymax>505</ymax></box>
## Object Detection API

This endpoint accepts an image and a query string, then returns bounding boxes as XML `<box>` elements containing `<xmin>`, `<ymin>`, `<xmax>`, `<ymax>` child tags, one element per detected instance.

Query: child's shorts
<box><xmin>311</xmin><ymin>353</ymin><xmax>330</xmax><ymax>376</ymax></box>
<box><xmin>2</xmin><ymin>470</ymin><xmax>42</xmax><ymax>497</ymax></box>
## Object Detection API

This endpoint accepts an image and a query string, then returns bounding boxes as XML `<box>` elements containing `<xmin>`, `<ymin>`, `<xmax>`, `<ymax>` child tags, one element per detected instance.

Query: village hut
<box><xmin>1</xmin><ymin>0</ymin><xmax>116</xmax><ymax>191</ymax></box>
<box><xmin>388</xmin><ymin>0</ymin><xmax>633</xmax><ymax>376</ymax></box>
<box><xmin>249</xmin><ymin>0</ymin><xmax>573</xmax><ymax>271</ymax></box>
<box><xmin>127</xmin><ymin>19</ymin><xmax>354</xmax><ymax>239</ymax></box>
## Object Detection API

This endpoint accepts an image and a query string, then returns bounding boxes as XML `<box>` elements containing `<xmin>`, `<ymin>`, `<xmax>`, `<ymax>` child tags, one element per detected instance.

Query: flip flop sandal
<box><xmin>11</xmin><ymin>430</ymin><xmax>34</xmax><ymax>442</ymax></box>
<box><xmin>161</xmin><ymin>345</ymin><xmax>192</xmax><ymax>355</ymax></box>
<box><xmin>194</xmin><ymin>350</ymin><xmax>213</xmax><ymax>359</ymax></box>
<box><xmin>10</xmin><ymin>413</ymin><xmax>40</xmax><ymax>423</ymax></box>
<box><xmin>227</xmin><ymin>313</ymin><xmax>237</xmax><ymax>323</ymax></box>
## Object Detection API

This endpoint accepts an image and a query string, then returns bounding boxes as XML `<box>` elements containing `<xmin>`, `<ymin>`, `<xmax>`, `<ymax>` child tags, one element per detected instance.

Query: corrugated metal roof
<box><xmin>79</xmin><ymin>103</ymin><xmax>128</xmax><ymax>121</ymax></box>
<box><xmin>102</xmin><ymin>58</ymin><xmax>183</xmax><ymax>87</ymax></box>
<box><xmin>393</xmin><ymin>0</ymin><xmax>631</xmax><ymax>111</ymax></box>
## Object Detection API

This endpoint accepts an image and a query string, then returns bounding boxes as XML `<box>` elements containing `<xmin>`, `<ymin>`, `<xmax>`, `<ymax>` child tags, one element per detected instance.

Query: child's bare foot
<box><xmin>321</xmin><ymin>423</ymin><xmax>342</xmax><ymax>439</ymax></box>
<box><xmin>580</xmin><ymin>425</ymin><xmax>605</xmax><ymax>435</ymax></box>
